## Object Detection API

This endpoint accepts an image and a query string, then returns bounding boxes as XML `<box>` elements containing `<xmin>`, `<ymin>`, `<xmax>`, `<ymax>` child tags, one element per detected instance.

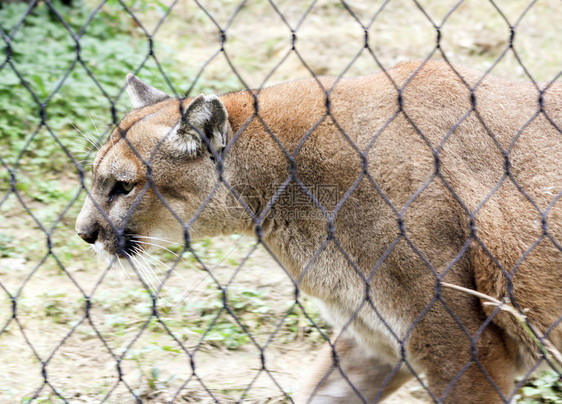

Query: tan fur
<box><xmin>76</xmin><ymin>60</ymin><xmax>562</xmax><ymax>403</ymax></box>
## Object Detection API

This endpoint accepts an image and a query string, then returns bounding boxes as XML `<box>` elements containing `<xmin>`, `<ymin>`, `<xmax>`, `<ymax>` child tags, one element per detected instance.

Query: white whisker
<box><xmin>142</xmin><ymin>252</ymin><xmax>190</xmax><ymax>285</ymax></box>
<box><xmin>130</xmin><ymin>240</ymin><xmax>182</xmax><ymax>258</ymax></box>
<box><xmin>128</xmin><ymin>253</ymin><xmax>158</xmax><ymax>295</ymax></box>
<box><xmin>68</xmin><ymin>120</ymin><xmax>100</xmax><ymax>150</ymax></box>
<box><xmin>135</xmin><ymin>254</ymin><xmax>171</xmax><ymax>303</ymax></box>
<box><xmin>125</xmin><ymin>234</ymin><xmax>184</xmax><ymax>246</ymax></box>
<box><xmin>165</xmin><ymin>234</ymin><xmax>249</xmax><ymax>316</ymax></box>
<box><xmin>140</xmin><ymin>251</ymin><xmax>191</xmax><ymax>286</ymax></box>
<box><xmin>138</xmin><ymin>252</ymin><xmax>166</xmax><ymax>276</ymax></box>
<box><xmin>88</xmin><ymin>112</ymin><xmax>101</xmax><ymax>139</ymax></box>
<box><xmin>137</xmin><ymin>256</ymin><xmax>178</xmax><ymax>309</ymax></box>
<box><xmin>92</xmin><ymin>245</ymin><xmax>104</xmax><ymax>276</ymax></box>
<box><xmin>116</xmin><ymin>256</ymin><xmax>130</xmax><ymax>280</ymax></box>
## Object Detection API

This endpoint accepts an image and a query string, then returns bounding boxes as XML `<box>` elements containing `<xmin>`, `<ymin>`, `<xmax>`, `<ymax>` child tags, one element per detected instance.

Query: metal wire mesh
<box><xmin>1</xmin><ymin>0</ymin><xmax>561</xmax><ymax>403</ymax></box>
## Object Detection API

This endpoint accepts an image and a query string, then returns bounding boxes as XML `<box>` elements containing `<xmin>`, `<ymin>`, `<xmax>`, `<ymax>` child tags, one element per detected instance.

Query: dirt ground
<box><xmin>1</xmin><ymin>0</ymin><xmax>560</xmax><ymax>402</ymax></box>
<box><xmin>0</xmin><ymin>222</ymin><xmax>430</xmax><ymax>402</ymax></box>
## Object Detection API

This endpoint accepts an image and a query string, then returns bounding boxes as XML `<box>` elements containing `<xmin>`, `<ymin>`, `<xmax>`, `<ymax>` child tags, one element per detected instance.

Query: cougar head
<box><xmin>75</xmin><ymin>75</ymin><xmax>230</xmax><ymax>258</ymax></box>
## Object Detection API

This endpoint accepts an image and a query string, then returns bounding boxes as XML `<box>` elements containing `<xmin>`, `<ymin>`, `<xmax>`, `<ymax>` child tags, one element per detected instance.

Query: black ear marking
<box><xmin>171</xmin><ymin>94</ymin><xmax>228</xmax><ymax>156</ymax></box>
<box><xmin>206</xmin><ymin>97</ymin><xmax>227</xmax><ymax>143</ymax></box>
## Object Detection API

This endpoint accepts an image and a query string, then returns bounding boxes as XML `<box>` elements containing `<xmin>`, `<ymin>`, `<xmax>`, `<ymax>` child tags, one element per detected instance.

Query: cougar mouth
<box><xmin>112</xmin><ymin>230</ymin><xmax>144</xmax><ymax>258</ymax></box>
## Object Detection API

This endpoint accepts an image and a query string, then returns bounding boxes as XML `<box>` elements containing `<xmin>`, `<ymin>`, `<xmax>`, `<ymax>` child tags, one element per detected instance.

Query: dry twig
<box><xmin>441</xmin><ymin>282</ymin><xmax>562</xmax><ymax>372</ymax></box>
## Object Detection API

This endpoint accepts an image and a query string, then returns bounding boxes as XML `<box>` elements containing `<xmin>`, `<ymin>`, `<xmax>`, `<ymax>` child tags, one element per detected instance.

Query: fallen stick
<box><xmin>441</xmin><ymin>282</ymin><xmax>562</xmax><ymax>372</ymax></box>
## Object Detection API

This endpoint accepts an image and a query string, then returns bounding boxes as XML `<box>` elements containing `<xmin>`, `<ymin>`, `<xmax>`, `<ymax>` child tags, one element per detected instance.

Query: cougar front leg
<box><xmin>296</xmin><ymin>336</ymin><xmax>412</xmax><ymax>403</ymax></box>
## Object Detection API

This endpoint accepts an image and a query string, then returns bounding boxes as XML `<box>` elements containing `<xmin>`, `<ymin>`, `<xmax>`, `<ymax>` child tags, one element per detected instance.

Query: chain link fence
<box><xmin>1</xmin><ymin>0</ymin><xmax>561</xmax><ymax>403</ymax></box>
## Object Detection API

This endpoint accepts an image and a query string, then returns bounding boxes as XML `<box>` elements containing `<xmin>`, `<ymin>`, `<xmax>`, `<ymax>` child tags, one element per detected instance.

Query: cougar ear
<box><xmin>126</xmin><ymin>73</ymin><xmax>170</xmax><ymax>109</ymax></box>
<box><xmin>170</xmin><ymin>94</ymin><xmax>228</xmax><ymax>156</ymax></box>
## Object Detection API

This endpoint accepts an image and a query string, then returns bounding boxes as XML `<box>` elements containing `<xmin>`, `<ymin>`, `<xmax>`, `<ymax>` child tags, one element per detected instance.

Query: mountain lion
<box><xmin>76</xmin><ymin>60</ymin><xmax>562</xmax><ymax>403</ymax></box>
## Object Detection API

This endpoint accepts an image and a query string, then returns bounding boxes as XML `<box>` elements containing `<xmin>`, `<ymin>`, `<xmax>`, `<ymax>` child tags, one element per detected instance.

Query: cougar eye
<box><xmin>121</xmin><ymin>182</ymin><xmax>135</xmax><ymax>193</ymax></box>
<box><xmin>110</xmin><ymin>181</ymin><xmax>135</xmax><ymax>202</ymax></box>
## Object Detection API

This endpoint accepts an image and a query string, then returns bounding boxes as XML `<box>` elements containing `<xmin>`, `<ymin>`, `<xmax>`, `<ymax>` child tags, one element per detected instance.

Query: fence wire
<box><xmin>0</xmin><ymin>0</ymin><xmax>561</xmax><ymax>403</ymax></box>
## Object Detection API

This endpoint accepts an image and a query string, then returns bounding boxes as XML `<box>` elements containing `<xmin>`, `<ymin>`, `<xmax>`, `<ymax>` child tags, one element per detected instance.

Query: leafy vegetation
<box><xmin>516</xmin><ymin>372</ymin><xmax>562</xmax><ymax>404</ymax></box>
<box><xmin>1</xmin><ymin>0</ymin><xmax>139</xmax><ymax>170</ymax></box>
<box><xmin>0</xmin><ymin>0</ymin><xmax>237</xmax><ymax>192</ymax></box>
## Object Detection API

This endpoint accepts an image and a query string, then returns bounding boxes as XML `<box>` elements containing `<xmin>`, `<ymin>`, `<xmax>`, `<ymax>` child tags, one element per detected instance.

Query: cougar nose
<box><xmin>77</xmin><ymin>228</ymin><xmax>98</xmax><ymax>244</ymax></box>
